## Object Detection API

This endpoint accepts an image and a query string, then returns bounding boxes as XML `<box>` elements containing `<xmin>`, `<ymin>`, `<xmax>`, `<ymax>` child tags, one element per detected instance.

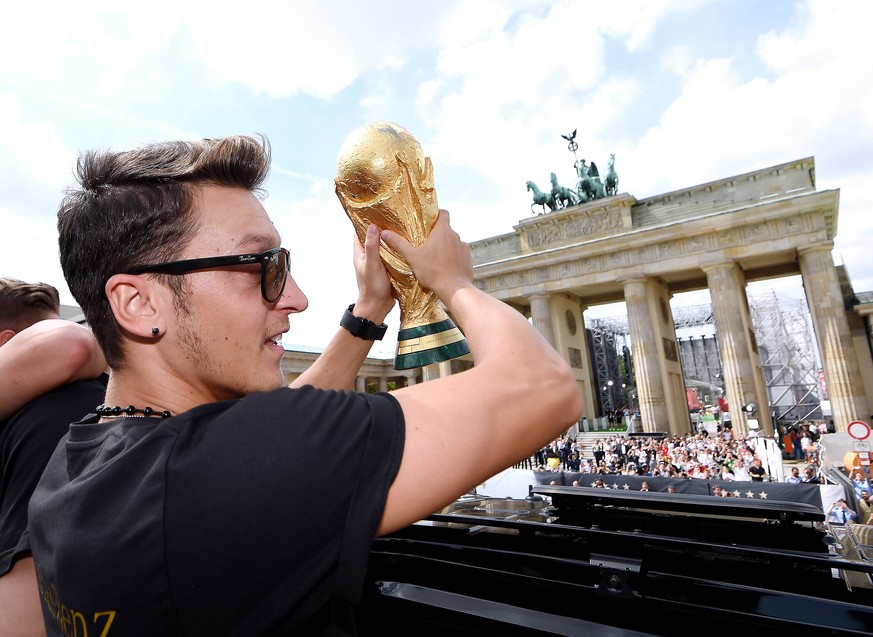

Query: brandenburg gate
<box><xmin>470</xmin><ymin>157</ymin><xmax>871</xmax><ymax>437</ymax></box>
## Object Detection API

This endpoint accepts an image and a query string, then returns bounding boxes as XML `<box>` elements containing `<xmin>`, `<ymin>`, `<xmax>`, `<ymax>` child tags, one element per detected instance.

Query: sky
<box><xmin>1</xmin><ymin>0</ymin><xmax>871</xmax><ymax>359</ymax></box>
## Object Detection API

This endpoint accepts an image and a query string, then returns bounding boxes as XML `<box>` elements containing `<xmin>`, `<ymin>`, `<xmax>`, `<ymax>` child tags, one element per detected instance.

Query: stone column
<box><xmin>378</xmin><ymin>377</ymin><xmax>388</xmax><ymax>392</ymax></box>
<box><xmin>799</xmin><ymin>244</ymin><xmax>870</xmax><ymax>431</ymax></box>
<box><xmin>406</xmin><ymin>373</ymin><xmax>417</xmax><ymax>386</ymax></box>
<box><xmin>623</xmin><ymin>278</ymin><xmax>668</xmax><ymax>431</ymax></box>
<box><xmin>355</xmin><ymin>376</ymin><xmax>367</xmax><ymax>393</ymax></box>
<box><xmin>528</xmin><ymin>293</ymin><xmax>556</xmax><ymax>347</ymax></box>
<box><xmin>422</xmin><ymin>363</ymin><xmax>441</xmax><ymax>382</ymax></box>
<box><xmin>703</xmin><ymin>262</ymin><xmax>772</xmax><ymax>436</ymax></box>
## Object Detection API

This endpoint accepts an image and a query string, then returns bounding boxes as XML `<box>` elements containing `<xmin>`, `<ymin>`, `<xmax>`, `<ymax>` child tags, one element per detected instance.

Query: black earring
<box><xmin>151</xmin><ymin>327</ymin><xmax>160</xmax><ymax>337</ymax></box>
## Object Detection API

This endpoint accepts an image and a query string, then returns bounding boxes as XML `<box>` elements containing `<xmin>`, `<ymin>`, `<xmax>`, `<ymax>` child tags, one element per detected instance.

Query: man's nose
<box><xmin>277</xmin><ymin>275</ymin><xmax>308</xmax><ymax>313</ymax></box>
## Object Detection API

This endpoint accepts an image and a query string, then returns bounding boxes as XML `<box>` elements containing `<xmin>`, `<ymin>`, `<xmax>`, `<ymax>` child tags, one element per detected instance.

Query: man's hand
<box><xmin>381</xmin><ymin>210</ymin><xmax>473</xmax><ymax>312</ymax></box>
<box><xmin>352</xmin><ymin>224</ymin><xmax>395</xmax><ymax>323</ymax></box>
<box><xmin>290</xmin><ymin>224</ymin><xmax>395</xmax><ymax>391</ymax></box>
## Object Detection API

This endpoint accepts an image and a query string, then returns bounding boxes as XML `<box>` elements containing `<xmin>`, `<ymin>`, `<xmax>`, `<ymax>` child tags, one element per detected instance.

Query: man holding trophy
<box><xmin>27</xmin><ymin>129</ymin><xmax>581</xmax><ymax>635</ymax></box>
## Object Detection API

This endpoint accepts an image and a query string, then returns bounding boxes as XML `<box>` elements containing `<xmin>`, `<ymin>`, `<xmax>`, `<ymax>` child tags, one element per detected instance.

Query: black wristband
<box><xmin>340</xmin><ymin>304</ymin><xmax>388</xmax><ymax>341</ymax></box>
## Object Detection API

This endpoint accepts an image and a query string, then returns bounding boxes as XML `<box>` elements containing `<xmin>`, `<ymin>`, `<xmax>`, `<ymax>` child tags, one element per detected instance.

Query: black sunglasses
<box><xmin>128</xmin><ymin>247</ymin><xmax>290</xmax><ymax>303</ymax></box>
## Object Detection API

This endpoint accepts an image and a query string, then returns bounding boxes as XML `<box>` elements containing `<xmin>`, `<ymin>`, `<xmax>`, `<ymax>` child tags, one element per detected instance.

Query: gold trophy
<box><xmin>335</xmin><ymin>121</ymin><xmax>470</xmax><ymax>370</ymax></box>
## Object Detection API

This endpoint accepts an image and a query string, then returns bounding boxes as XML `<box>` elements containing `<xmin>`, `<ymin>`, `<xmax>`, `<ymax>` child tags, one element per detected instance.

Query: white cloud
<box><xmin>182</xmin><ymin>0</ymin><xmax>463</xmax><ymax>99</ymax></box>
<box><xmin>0</xmin><ymin>94</ymin><xmax>77</xmax><ymax>301</ymax></box>
<box><xmin>661</xmin><ymin>45</ymin><xmax>695</xmax><ymax>75</ymax></box>
<box><xmin>0</xmin><ymin>2</ymin><xmax>180</xmax><ymax>97</ymax></box>
<box><xmin>597</xmin><ymin>0</ymin><xmax>707</xmax><ymax>52</ymax></box>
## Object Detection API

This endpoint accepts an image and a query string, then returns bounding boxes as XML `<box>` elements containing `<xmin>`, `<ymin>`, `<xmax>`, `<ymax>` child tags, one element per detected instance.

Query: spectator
<box><xmin>732</xmin><ymin>459</ymin><xmax>752</xmax><ymax>482</ymax></box>
<box><xmin>748</xmin><ymin>458</ymin><xmax>767</xmax><ymax>482</ymax></box>
<box><xmin>785</xmin><ymin>467</ymin><xmax>802</xmax><ymax>484</ymax></box>
<box><xmin>851</xmin><ymin>470</ymin><xmax>871</xmax><ymax>500</ymax></box>
<box><xmin>858</xmin><ymin>489</ymin><xmax>871</xmax><ymax>523</ymax></box>
<box><xmin>800</xmin><ymin>429</ymin><xmax>812</xmax><ymax>461</ymax></box>
<box><xmin>566</xmin><ymin>451</ymin><xmax>581</xmax><ymax>472</ymax></box>
<box><xmin>789</xmin><ymin>428</ymin><xmax>803</xmax><ymax>461</ymax></box>
<box><xmin>800</xmin><ymin>467</ymin><xmax>820</xmax><ymax>484</ymax></box>
<box><xmin>546</xmin><ymin>453</ymin><xmax>561</xmax><ymax>471</ymax></box>
<box><xmin>827</xmin><ymin>499</ymin><xmax>858</xmax><ymax>524</ymax></box>
<box><xmin>26</xmin><ymin>135</ymin><xmax>582</xmax><ymax>635</ymax></box>
<box><xmin>592</xmin><ymin>439</ymin><xmax>604</xmax><ymax>465</ymax></box>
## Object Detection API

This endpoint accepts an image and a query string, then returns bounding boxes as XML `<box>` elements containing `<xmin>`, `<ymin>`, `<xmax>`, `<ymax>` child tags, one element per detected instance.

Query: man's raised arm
<box><xmin>377</xmin><ymin>211</ymin><xmax>582</xmax><ymax>535</ymax></box>
<box><xmin>290</xmin><ymin>224</ymin><xmax>395</xmax><ymax>391</ymax></box>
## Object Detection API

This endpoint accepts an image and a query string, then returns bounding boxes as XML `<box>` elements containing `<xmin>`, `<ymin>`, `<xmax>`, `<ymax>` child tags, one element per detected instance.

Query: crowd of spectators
<box><xmin>523</xmin><ymin>426</ymin><xmax>873</xmax><ymax>527</ymax></box>
<box><xmin>530</xmin><ymin>430</ymin><xmax>822</xmax><ymax>484</ymax></box>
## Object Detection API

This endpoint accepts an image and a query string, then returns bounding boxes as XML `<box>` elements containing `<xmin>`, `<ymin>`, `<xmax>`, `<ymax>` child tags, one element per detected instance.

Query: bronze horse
<box><xmin>605</xmin><ymin>154</ymin><xmax>619</xmax><ymax>196</ymax></box>
<box><xmin>550</xmin><ymin>172</ymin><xmax>581</xmax><ymax>208</ymax></box>
<box><xmin>526</xmin><ymin>180</ymin><xmax>557</xmax><ymax>214</ymax></box>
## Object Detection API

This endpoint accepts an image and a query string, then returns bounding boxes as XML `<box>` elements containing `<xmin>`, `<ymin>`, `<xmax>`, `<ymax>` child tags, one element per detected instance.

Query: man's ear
<box><xmin>105</xmin><ymin>274</ymin><xmax>167</xmax><ymax>339</ymax></box>
<box><xmin>0</xmin><ymin>329</ymin><xmax>16</xmax><ymax>347</ymax></box>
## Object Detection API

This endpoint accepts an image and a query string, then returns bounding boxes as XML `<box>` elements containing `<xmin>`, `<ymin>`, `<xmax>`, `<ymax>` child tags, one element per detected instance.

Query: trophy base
<box><xmin>394</xmin><ymin>317</ymin><xmax>470</xmax><ymax>370</ymax></box>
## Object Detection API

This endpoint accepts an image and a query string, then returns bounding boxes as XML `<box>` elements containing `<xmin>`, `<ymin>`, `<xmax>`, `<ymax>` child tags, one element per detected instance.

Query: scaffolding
<box><xmin>749</xmin><ymin>289</ymin><xmax>822</xmax><ymax>426</ymax></box>
<box><xmin>587</xmin><ymin>327</ymin><xmax>624</xmax><ymax>415</ymax></box>
<box><xmin>586</xmin><ymin>291</ymin><xmax>821</xmax><ymax>427</ymax></box>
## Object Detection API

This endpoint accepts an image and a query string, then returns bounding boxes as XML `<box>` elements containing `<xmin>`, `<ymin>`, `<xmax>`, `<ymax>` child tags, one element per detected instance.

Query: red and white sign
<box><xmin>847</xmin><ymin>420</ymin><xmax>871</xmax><ymax>441</ymax></box>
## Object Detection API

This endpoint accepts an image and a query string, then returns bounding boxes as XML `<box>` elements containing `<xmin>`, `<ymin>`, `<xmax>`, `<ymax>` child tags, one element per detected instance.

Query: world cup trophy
<box><xmin>335</xmin><ymin>121</ymin><xmax>470</xmax><ymax>370</ymax></box>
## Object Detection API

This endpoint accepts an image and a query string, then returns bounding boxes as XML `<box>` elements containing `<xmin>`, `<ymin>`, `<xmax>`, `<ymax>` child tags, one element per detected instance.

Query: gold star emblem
<box><xmin>746</xmin><ymin>490</ymin><xmax>755</xmax><ymax>498</ymax></box>
<box><xmin>759</xmin><ymin>491</ymin><xmax>768</xmax><ymax>499</ymax></box>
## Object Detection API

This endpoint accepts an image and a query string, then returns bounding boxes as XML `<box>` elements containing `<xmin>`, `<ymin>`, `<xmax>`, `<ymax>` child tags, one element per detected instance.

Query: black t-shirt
<box><xmin>29</xmin><ymin>385</ymin><xmax>404</xmax><ymax>636</ymax></box>
<box><xmin>749</xmin><ymin>463</ymin><xmax>767</xmax><ymax>482</ymax></box>
<box><xmin>0</xmin><ymin>375</ymin><xmax>106</xmax><ymax>575</ymax></box>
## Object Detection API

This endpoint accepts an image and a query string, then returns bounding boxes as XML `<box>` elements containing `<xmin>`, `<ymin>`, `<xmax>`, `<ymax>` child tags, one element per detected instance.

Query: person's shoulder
<box><xmin>4</xmin><ymin>373</ymin><xmax>107</xmax><ymax>427</ymax></box>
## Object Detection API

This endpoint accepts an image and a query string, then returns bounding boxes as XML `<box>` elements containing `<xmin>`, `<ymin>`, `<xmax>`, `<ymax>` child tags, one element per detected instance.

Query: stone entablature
<box><xmin>633</xmin><ymin>156</ymin><xmax>821</xmax><ymax>231</ymax></box>
<box><xmin>517</xmin><ymin>195</ymin><xmax>635</xmax><ymax>253</ymax></box>
<box><xmin>474</xmin><ymin>189</ymin><xmax>837</xmax><ymax>304</ymax></box>
<box><xmin>471</xmin><ymin>156</ymin><xmax>832</xmax><ymax>275</ymax></box>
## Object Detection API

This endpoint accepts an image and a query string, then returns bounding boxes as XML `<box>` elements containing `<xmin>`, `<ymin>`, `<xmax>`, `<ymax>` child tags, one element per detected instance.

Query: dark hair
<box><xmin>58</xmin><ymin>135</ymin><xmax>271</xmax><ymax>368</ymax></box>
<box><xmin>0</xmin><ymin>277</ymin><xmax>60</xmax><ymax>332</ymax></box>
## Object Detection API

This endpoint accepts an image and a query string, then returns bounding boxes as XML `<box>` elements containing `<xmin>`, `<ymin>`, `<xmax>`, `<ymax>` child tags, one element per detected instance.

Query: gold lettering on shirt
<box><xmin>36</xmin><ymin>568</ymin><xmax>117</xmax><ymax>636</ymax></box>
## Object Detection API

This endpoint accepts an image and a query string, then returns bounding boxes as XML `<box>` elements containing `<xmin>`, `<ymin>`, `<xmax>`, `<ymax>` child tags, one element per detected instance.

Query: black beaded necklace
<box><xmin>96</xmin><ymin>404</ymin><xmax>172</xmax><ymax>419</ymax></box>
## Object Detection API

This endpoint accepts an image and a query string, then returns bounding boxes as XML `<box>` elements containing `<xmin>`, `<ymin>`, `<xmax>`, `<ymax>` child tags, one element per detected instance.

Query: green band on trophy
<box><xmin>395</xmin><ymin>318</ymin><xmax>471</xmax><ymax>370</ymax></box>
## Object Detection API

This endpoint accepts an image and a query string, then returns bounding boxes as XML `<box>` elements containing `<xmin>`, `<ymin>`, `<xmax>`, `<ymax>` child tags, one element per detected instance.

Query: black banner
<box><xmin>533</xmin><ymin>472</ymin><xmax>822</xmax><ymax>510</ymax></box>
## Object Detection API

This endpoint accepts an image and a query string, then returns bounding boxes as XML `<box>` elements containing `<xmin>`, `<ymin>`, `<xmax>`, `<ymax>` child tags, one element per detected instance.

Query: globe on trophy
<box><xmin>334</xmin><ymin>121</ymin><xmax>470</xmax><ymax>370</ymax></box>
